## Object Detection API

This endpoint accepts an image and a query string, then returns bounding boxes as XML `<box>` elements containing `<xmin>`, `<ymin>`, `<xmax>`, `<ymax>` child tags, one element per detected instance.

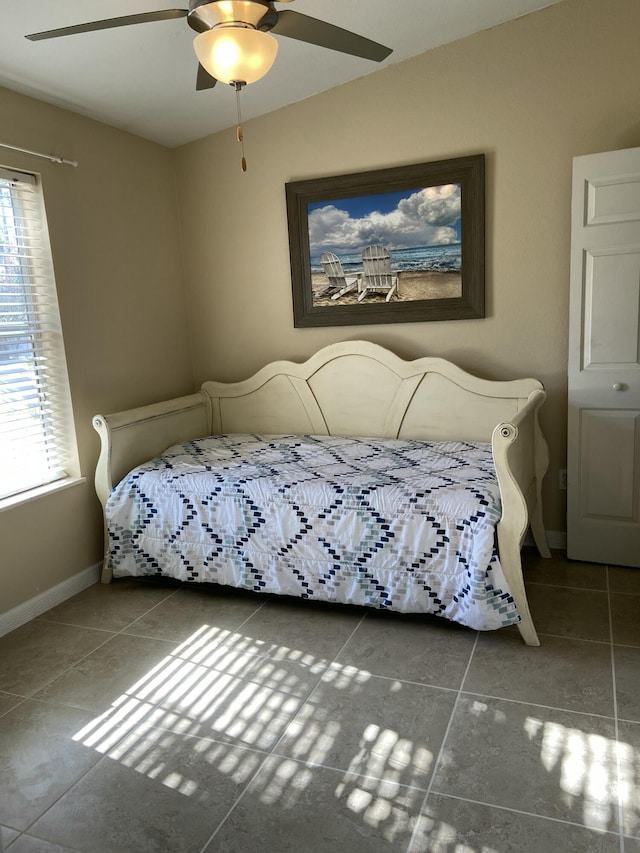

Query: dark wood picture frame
<box><xmin>286</xmin><ymin>154</ymin><xmax>485</xmax><ymax>327</ymax></box>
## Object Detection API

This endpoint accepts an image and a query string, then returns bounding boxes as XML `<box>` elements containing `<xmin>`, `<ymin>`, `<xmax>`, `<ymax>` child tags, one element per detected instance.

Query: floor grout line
<box><xmin>524</xmin><ymin>576</ymin><xmax>640</xmax><ymax>598</ymax></box>
<box><xmin>606</xmin><ymin>566</ymin><xmax>626</xmax><ymax>853</ymax></box>
<box><xmin>607</xmin><ymin>589</ymin><xmax>640</xmax><ymax>598</ymax></box>
<box><xmin>404</xmin><ymin>630</ymin><xmax>481</xmax><ymax>853</ymax></box>
<box><xmin>17</xmin><ymin>748</ymin><xmax>112</xmax><ymax>847</ymax></box>
<box><xmin>459</xmin><ymin>689</ymin><xmax>618</xmax><ymax>722</ymax></box>
<box><xmin>33</xmin><ymin>618</ymin><xmax>119</xmax><ymax>633</ymax></box>
<box><xmin>7</xmin><ymin>630</ymin><xmax>121</xmax><ymax>703</ymax></box>
<box><xmin>426</xmin><ymin>790</ymin><xmax>623</xmax><ymax>837</ymax></box>
<box><xmin>525</xmin><ymin>580</ymin><xmax>609</xmax><ymax>592</ymax></box>
<box><xmin>3</xmin><ymin>572</ymin><xmax>640</xmax><ymax>852</ymax></box>
<box><xmin>33</xmin><ymin>580</ymin><xmax>184</xmax><ymax>636</ymax></box>
<box><xmin>19</xmin><ymin>588</ymin><xmax>275</xmax><ymax>707</ymax></box>
<box><xmin>195</xmin><ymin>611</ymin><xmax>371</xmax><ymax>853</ymax></box>
<box><xmin>0</xmin><ymin>591</ymin><xmax>278</xmax><ymax>851</ymax></box>
<box><xmin>203</xmin><ymin>594</ymin><xmax>271</xmax><ymax>639</ymax></box>
<box><xmin>527</xmin><ymin>630</ymin><xmax>612</xmax><ymax>645</ymax></box>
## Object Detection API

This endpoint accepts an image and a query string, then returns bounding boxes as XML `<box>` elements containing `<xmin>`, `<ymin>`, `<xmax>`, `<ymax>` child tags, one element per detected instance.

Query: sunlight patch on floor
<box><xmin>71</xmin><ymin>620</ymin><xmax>430</xmax><ymax>838</ymax></box>
<box><xmin>69</xmin><ymin>621</ymin><xmax>638</xmax><ymax>849</ymax></box>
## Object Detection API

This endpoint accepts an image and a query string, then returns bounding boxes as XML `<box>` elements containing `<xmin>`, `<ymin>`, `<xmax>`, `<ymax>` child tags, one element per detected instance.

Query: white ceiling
<box><xmin>0</xmin><ymin>0</ymin><xmax>565</xmax><ymax>148</ymax></box>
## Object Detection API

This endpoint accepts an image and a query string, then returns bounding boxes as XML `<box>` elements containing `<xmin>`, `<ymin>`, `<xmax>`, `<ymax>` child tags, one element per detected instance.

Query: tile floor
<box><xmin>0</xmin><ymin>549</ymin><xmax>639</xmax><ymax>853</ymax></box>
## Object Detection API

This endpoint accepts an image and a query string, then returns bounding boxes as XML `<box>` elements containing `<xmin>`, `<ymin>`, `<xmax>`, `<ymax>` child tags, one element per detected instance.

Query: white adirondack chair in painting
<box><xmin>319</xmin><ymin>252</ymin><xmax>359</xmax><ymax>300</ymax></box>
<box><xmin>358</xmin><ymin>245</ymin><xmax>398</xmax><ymax>302</ymax></box>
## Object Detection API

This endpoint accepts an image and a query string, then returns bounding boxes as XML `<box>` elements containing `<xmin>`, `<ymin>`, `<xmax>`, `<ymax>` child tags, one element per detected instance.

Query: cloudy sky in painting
<box><xmin>307</xmin><ymin>183</ymin><xmax>462</xmax><ymax>254</ymax></box>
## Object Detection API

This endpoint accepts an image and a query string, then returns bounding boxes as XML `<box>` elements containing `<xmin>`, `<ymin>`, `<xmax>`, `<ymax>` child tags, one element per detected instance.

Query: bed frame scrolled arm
<box><xmin>491</xmin><ymin>387</ymin><xmax>550</xmax><ymax>646</ymax></box>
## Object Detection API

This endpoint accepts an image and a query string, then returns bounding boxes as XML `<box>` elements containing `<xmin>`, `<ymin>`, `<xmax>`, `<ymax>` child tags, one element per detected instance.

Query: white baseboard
<box><xmin>0</xmin><ymin>530</ymin><xmax>566</xmax><ymax>640</ymax></box>
<box><xmin>524</xmin><ymin>529</ymin><xmax>567</xmax><ymax>551</ymax></box>
<box><xmin>546</xmin><ymin>530</ymin><xmax>567</xmax><ymax>551</ymax></box>
<box><xmin>0</xmin><ymin>562</ymin><xmax>102</xmax><ymax>639</ymax></box>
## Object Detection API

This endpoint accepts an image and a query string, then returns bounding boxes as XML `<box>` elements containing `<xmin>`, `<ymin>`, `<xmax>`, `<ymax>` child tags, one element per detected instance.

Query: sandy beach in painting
<box><xmin>311</xmin><ymin>269</ymin><xmax>462</xmax><ymax>307</ymax></box>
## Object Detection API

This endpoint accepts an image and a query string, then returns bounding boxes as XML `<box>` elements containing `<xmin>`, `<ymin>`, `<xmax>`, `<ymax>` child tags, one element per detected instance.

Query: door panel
<box><xmin>584</xmin><ymin>248</ymin><xmax>640</xmax><ymax>367</ymax></box>
<box><xmin>587</xmin><ymin>174</ymin><xmax>640</xmax><ymax>224</ymax></box>
<box><xmin>580</xmin><ymin>410</ymin><xmax>639</xmax><ymax>519</ymax></box>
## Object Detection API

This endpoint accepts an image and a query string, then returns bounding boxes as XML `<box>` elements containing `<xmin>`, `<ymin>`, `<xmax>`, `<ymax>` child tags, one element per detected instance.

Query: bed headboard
<box><xmin>202</xmin><ymin>340</ymin><xmax>541</xmax><ymax>442</ymax></box>
<box><xmin>93</xmin><ymin>340</ymin><xmax>546</xmax><ymax>504</ymax></box>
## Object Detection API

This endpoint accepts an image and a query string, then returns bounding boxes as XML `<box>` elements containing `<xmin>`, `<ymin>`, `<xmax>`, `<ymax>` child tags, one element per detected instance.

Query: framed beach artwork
<box><xmin>285</xmin><ymin>154</ymin><xmax>485</xmax><ymax>327</ymax></box>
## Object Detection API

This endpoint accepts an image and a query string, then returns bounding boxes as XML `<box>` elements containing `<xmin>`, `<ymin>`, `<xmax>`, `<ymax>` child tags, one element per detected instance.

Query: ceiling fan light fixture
<box><xmin>193</xmin><ymin>26</ymin><xmax>278</xmax><ymax>85</ymax></box>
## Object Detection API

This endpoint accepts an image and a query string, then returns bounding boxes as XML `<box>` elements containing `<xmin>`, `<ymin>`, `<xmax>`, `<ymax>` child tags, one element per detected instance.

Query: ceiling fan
<box><xmin>25</xmin><ymin>1</ymin><xmax>393</xmax><ymax>91</ymax></box>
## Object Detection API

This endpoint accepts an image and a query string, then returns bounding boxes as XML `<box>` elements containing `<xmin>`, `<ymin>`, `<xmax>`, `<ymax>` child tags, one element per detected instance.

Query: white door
<box><xmin>567</xmin><ymin>146</ymin><xmax>640</xmax><ymax>567</ymax></box>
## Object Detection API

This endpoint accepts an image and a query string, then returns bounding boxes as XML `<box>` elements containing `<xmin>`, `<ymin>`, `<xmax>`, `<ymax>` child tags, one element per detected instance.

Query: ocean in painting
<box><xmin>310</xmin><ymin>243</ymin><xmax>461</xmax><ymax>275</ymax></box>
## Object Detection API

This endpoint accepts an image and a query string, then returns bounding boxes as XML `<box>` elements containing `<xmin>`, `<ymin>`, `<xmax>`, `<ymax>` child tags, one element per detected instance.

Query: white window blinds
<box><xmin>0</xmin><ymin>166</ymin><xmax>78</xmax><ymax>501</ymax></box>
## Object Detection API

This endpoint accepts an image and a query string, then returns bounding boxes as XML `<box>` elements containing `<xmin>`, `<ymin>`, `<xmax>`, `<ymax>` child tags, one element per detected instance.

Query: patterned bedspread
<box><xmin>106</xmin><ymin>434</ymin><xmax>520</xmax><ymax>631</ymax></box>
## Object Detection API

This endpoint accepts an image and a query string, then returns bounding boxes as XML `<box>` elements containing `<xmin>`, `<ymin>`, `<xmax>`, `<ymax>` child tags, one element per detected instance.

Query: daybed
<box><xmin>93</xmin><ymin>341</ymin><xmax>550</xmax><ymax>646</ymax></box>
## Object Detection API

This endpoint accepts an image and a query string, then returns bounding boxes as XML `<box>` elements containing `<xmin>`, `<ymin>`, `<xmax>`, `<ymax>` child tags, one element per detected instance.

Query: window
<box><xmin>0</xmin><ymin>166</ymin><xmax>78</xmax><ymax>502</ymax></box>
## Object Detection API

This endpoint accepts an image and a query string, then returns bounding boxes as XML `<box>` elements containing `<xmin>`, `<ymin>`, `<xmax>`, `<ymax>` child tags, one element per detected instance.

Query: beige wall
<box><xmin>0</xmin><ymin>87</ymin><xmax>194</xmax><ymax>613</ymax></box>
<box><xmin>3</xmin><ymin>0</ymin><xmax>639</xmax><ymax>616</ymax></box>
<box><xmin>173</xmin><ymin>0</ymin><xmax>640</xmax><ymax>535</ymax></box>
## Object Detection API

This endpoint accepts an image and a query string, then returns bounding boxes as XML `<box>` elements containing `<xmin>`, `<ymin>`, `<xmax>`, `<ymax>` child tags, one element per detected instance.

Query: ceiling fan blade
<box><xmin>271</xmin><ymin>10</ymin><xmax>392</xmax><ymax>62</ymax></box>
<box><xmin>196</xmin><ymin>63</ymin><xmax>218</xmax><ymax>91</ymax></box>
<box><xmin>25</xmin><ymin>9</ymin><xmax>188</xmax><ymax>41</ymax></box>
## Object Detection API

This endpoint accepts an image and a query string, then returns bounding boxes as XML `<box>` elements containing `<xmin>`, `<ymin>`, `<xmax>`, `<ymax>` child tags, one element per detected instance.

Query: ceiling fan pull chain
<box><xmin>234</xmin><ymin>81</ymin><xmax>247</xmax><ymax>172</ymax></box>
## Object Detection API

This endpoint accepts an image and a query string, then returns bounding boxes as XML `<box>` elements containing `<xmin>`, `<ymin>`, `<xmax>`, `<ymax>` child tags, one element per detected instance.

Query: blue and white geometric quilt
<box><xmin>106</xmin><ymin>434</ymin><xmax>520</xmax><ymax>631</ymax></box>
